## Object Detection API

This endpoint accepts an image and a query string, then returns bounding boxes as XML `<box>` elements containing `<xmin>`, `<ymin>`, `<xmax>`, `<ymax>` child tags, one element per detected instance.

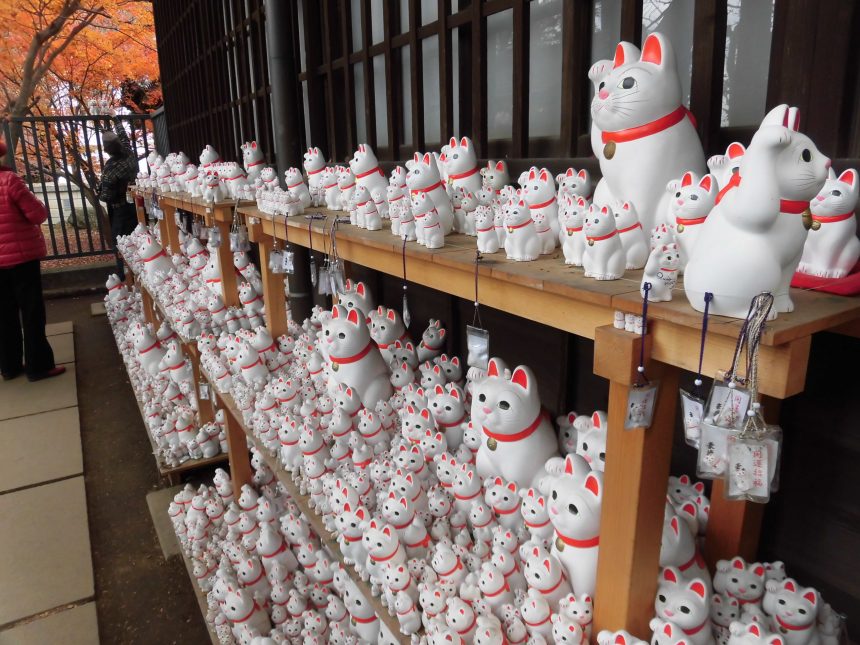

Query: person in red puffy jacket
<box><xmin>0</xmin><ymin>137</ymin><xmax>65</xmax><ymax>381</ymax></box>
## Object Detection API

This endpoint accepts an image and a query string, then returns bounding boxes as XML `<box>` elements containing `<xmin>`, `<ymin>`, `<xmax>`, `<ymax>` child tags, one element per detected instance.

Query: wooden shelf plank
<box><xmin>177</xmin><ymin>536</ymin><xmax>221</xmax><ymax>645</ymax></box>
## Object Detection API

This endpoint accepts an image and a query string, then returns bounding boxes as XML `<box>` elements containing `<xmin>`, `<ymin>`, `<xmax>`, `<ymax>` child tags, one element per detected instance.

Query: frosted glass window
<box><xmin>400</xmin><ymin>0</ymin><xmax>409</xmax><ymax>33</ymax></box>
<box><xmin>642</xmin><ymin>0</ymin><xmax>694</xmax><ymax>107</ymax></box>
<box><xmin>423</xmin><ymin>36</ymin><xmax>441</xmax><ymax>145</ymax></box>
<box><xmin>371</xmin><ymin>0</ymin><xmax>384</xmax><ymax>44</ymax></box>
<box><xmin>402</xmin><ymin>47</ymin><xmax>412</xmax><ymax>146</ymax></box>
<box><xmin>422</xmin><ymin>2</ymin><xmax>437</xmax><ymax>25</ymax></box>
<box><xmin>487</xmin><ymin>10</ymin><xmax>513</xmax><ymax>141</ymax></box>
<box><xmin>297</xmin><ymin>0</ymin><xmax>306</xmax><ymax>72</ymax></box>
<box><xmin>529</xmin><ymin>0</ymin><xmax>562</xmax><ymax>138</ymax></box>
<box><xmin>302</xmin><ymin>81</ymin><xmax>311</xmax><ymax>146</ymax></box>
<box><xmin>373</xmin><ymin>55</ymin><xmax>388</xmax><ymax>146</ymax></box>
<box><xmin>351</xmin><ymin>0</ymin><xmax>363</xmax><ymax>51</ymax></box>
<box><xmin>354</xmin><ymin>63</ymin><xmax>367</xmax><ymax>144</ymax></box>
<box><xmin>721</xmin><ymin>0</ymin><xmax>775</xmax><ymax>126</ymax></box>
<box><xmin>591</xmin><ymin>0</ymin><xmax>622</xmax><ymax>64</ymax></box>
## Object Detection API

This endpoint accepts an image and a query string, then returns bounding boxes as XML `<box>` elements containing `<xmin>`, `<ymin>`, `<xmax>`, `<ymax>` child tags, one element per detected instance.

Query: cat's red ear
<box><xmin>423</xmin><ymin>153</ymin><xmax>432</xmax><ymax>165</ymax></box>
<box><xmin>487</xmin><ymin>358</ymin><xmax>501</xmax><ymax>377</ymax></box>
<box><xmin>681</xmin><ymin>171</ymin><xmax>694</xmax><ymax>187</ymax></box>
<box><xmin>749</xmin><ymin>625</ymin><xmax>761</xmax><ymax>637</ymax></box>
<box><xmin>578</xmin><ymin>169</ymin><xmax>588</xmax><ymax>180</ymax></box>
<box><xmin>839</xmin><ymin>169</ymin><xmax>856</xmax><ymax>186</ymax></box>
<box><xmin>728</xmin><ymin>142</ymin><xmax>745</xmax><ymax>159</ymax></box>
<box><xmin>539</xmin><ymin>169</ymin><xmax>550</xmax><ymax>183</ymax></box>
<box><xmin>460</xmin><ymin>137</ymin><xmax>469</xmax><ymax>148</ymax></box>
<box><xmin>566</xmin><ymin>168</ymin><xmax>575</xmax><ymax>177</ymax></box>
<box><xmin>803</xmin><ymin>590</ymin><xmax>817</xmax><ymax>606</ymax></box>
<box><xmin>641</xmin><ymin>33</ymin><xmax>664</xmax><ymax>66</ymax></box>
<box><xmin>450</xmin><ymin>137</ymin><xmax>458</xmax><ymax>148</ymax></box>
<box><xmin>592</xmin><ymin>411</ymin><xmax>602</xmax><ymax>429</ymax></box>
<box><xmin>356</xmin><ymin>282</ymin><xmax>366</xmax><ymax>296</ymax></box>
<box><xmin>511</xmin><ymin>366</ymin><xmax>529</xmax><ymax>390</ymax></box>
<box><xmin>584</xmin><ymin>473</ymin><xmax>601</xmax><ymax>497</ymax></box>
<box><xmin>613</xmin><ymin>42</ymin><xmax>627</xmax><ymax>68</ymax></box>
<box><xmin>689</xmin><ymin>580</ymin><xmax>707</xmax><ymax>599</ymax></box>
<box><xmin>346</xmin><ymin>308</ymin><xmax>361</xmax><ymax>326</ymax></box>
<box><xmin>662</xmin><ymin>568</ymin><xmax>678</xmax><ymax>584</ymax></box>
<box><xmin>496</xmin><ymin>161</ymin><xmax>505</xmax><ymax>171</ymax></box>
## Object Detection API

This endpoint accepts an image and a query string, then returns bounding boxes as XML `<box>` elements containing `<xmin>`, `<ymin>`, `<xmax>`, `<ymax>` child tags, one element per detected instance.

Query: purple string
<box><xmin>402</xmin><ymin>236</ymin><xmax>407</xmax><ymax>286</ymax></box>
<box><xmin>695</xmin><ymin>292</ymin><xmax>713</xmax><ymax>393</ymax></box>
<box><xmin>638</xmin><ymin>282</ymin><xmax>651</xmax><ymax>384</ymax></box>
<box><xmin>473</xmin><ymin>250</ymin><xmax>483</xmax><ymax>327</ymax></box>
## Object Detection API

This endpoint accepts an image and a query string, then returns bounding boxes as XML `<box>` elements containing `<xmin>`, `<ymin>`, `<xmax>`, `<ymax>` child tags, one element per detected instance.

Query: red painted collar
<box><xmin>355</xmin><ymin>166</ymin><xmax>384</xmax><ymax>179</ymax></box>
<box><xmin>371</xmin><ymin>542</ymin><xmax>402</xmax><ymax>563</ymax></box>
<box><xmin>483</xmin><ymin>410</ymin><xmax>545</xmax><ymax>443</ymax></box>
<box><xmin>246</xmin><ymin>159</ymin><xmax>264</xmax><ymax>168</ymax></box>
<box><xmin>232</xmin><ymin>601</ymin><xmax>262</xmax><ymax>624</ymax></box>
<box><xmin>483</xmin><ymin>582</ymin><xmax>510</xmax><ymax>598</ymax></box>
<box><xmin>523</xmin><ymin>614</ymin><xmax>551</xmax><ymax>628</ymax></box>
<box><xmin>457</xmin><ymin>613</ymin><xmax>477</xmax><ymax>636</ymax></box>
<box><xmin>555</xmin><ymin>530</ymin><xmax>600</xmax><ymax>549</ymax></box>
<box><xmin>566</xmin><ymin>226</ymin><xmax>583</xmax><ymax>234</ymax></box>
<box><xmin>586</xmin><ymin>230</ymin><xmax>617</xmax><ymax>243</ymax></box>
<box><xmin>776</xmin><ymin>616</ymin><xmax>814</xmax><ymax>632</ymax></box>
<box><xmin>330</xmin><ymin>341</ymin><xmax>374</xmax><ymax>365</ymax></box>
<box><xmin>683</xmin><ymin>619</ymin><xmax>710</xmax><ymax>636</ymax></box>
<box><xmin>525</xmin><ymin>517</ymin><xmax>551</xmax><ymax>529</ymax></box>
<box><xmin>438</xmin><ymin>413</ymin><xmax>466</xmax><ymax>429</ymax></box>
<box><xmin>506</xmin><ymin>219</ymin><xmax>532</xmax><ymax>232</ymax></box>
<box><xmin>812</xmin><ymin>211</ymin><xmax>854</xmax><ymax>223</ymax></box>
<box><xmin>352</xmin><ymin>613</ymin><xmax>378</xmax><ymax>624</ymax></box>
<box><xmin>494</xmin><ymin>504</ymin><xmax>519</xmax><ymax>515</ymax></box>
<box><xmin>618</xmin><ymin>222</ymin><xmax>642</xmax><ymax>234</ymax></box>
<box><xmin>287</xmin><ymin>181</ymin><xmax>304</xmax><ymax>189</ymax></box>
<box><xmin>530</xmin><ymin>195</ymin><xmax>557</xmax><ymax>210</ymax></box>
<box><xmin>780</xmin><ymin>198</ymin><xmax>809</xmax><ymax>214</ymax></box>
<box><xmin>476</xmin><ymin>226</ymin><xmax>494</xmax><ymax>233</ymax></box>
<box><xmin>454</xmin><ymin>489</ymin><xmax>481</xmax><ymax>501</ymax></box>
<box><xmin>601</xmin><ymin>106</ymin><xmax>694</xmax><ymax>144</ymax></box>
<box><xmin>143</xmin><ymin>248</ymin><xmax>167</xmax><ymax>263</ymax></box>
<box><xmin>536</xmin><ymin>574</ymin><xmax>565</xmax><ymax>596</ymax></box>
<box><xmin>307</xmin><ymin>166</ymin><xmax>324</xmax><ymax>176</ymax></box>
<box><xmin>677</xmin><ymin>550</ymin><xmax>705</xmax><ymax>572</ymax></box>
<box><xmin>448</xmin><ymin>166</ymin><xmax>479</xmax><ymax>181</ymax></box>
<box><xmin>676</xmin><ymin>215</ymin><xmax>707</xmax><ymax>227</ymax></box>
<box><xmin>438</xmin><ymin>557</ymin><xmax>463</xmax><ymax>578</ymax></box>
<box><xmin>139</xmin><ymin>340</ymin><xmax>161</xmax><ymax>354</ymax></box>
<box><xmin>410</xmin><ymin>180</ymin><xmax>444</xmax><ymax>195</ymax></box>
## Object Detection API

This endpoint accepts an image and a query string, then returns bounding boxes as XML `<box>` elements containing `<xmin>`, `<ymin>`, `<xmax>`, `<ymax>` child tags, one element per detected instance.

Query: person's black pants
<box><xmin>0</xmin><ymin>259</ymin><xmax>55</xmax><ymax>378</ymax></box>
<box><xmin>109</xmin><ymin>202</ymin><xmax>138</xmax><ymax>280</ymax></box>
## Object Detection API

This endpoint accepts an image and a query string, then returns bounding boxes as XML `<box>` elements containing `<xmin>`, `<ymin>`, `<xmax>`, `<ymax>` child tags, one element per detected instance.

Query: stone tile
<box><xmin>89</xmin><ymin>302</ymin><xmax>106</xmax><ymax>317</ymax></box>
<box><xmin>0</xmin><ymin>602</ymin><xmax>98</xmax><ymax>645</ymax></box>
<box><xmin>45</xmin><ymin>321</ymin><xmax>73</xmax><ymax>337</ymax></box>
<box><xmin>0</xmin><ymin>364</ymin><xmax>76</xmax><ymax>421</ymax></box>
<box><xmin>146</xmin><ymin>486</ymin><xmax>183</xmax><ymax>558</ymax></box>
<box><xmin>0</xmin><ymin>477</ymin><xmax>93</xmax><ymax>624</ymax></box>
<box><xmin>0</xmin><ymin>408</ymin><xmax>82</xmax><ymax>493</ymax></box>
<box><xmin>49</xmin><ymin>333</ymin><xmax>75</xmax><ymax>365</ymax></box>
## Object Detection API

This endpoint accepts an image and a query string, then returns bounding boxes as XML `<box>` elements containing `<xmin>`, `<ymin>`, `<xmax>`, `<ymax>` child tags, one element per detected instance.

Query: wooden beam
<box><xmin>593</xmin><ymin>325</ymin><xmax>679</xmax><ymax>639</ymax></box>
<box><xmin>214</xmin><ymin>217</ymin><xmax>240</xmax><ymax>307</ymax></box>
<box><xmin>221</xmin><ymin>404</ymin><xmax>253</xmax><ymax>490</ymax></box>
<box><xmin>471</xmin><ymin>0</ymin><xmax>487</xmax><ymax>156</ymax></box>
<box><xmin>690</xmin><ymin>0</ymin><xmax>727</xmax><ymax>153</ymax></box>
<box><xmin>511</xmin><ymin>0</ymin><xmax>529</xmax><ymax>157</ymax></box>
<box><xmin>160</xmin><ymin>202</ymin><xmax>182</xmax><ymax>254</ymax></box>
<box><xmin>257</xmin><ymin>237</ymin><xmax>289</xmax><ymax>339</ymax></box>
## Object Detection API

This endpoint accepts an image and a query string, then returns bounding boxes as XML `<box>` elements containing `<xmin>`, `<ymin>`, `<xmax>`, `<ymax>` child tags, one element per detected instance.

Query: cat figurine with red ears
<box><xmin>797</xmin><ymin>168</ymin><xmax>859</xmax><ymax>279</ymax></box>
<box><xmin>583</xmin><ymin>204</ymin><xmax>626</xmax><ymax>280</ymax></box>
<box><xmin>406</xmin><ymin>152</ymin><xmax>454</xmax><ymax>233</ymax></box>
<box><xmin>322</xmin><ymin>304</ymin><xmax>392</xmax><ymax>408</ymax></box>
<box><xmin>503</xmin><ymin>199</ymin><xmax>541</xmax><ymax>262</ymax></box>
<box><xmin>614</xmin><ymin>201</ymin><xmax>649</xmax><ymax>269</ymax></box>
<box><xmin>557</xmin><ymin>167</ymin><xmax>593</xmax><ymax>200</ymax></box>
<box><xmin>521</xmin><ymin>168</ymin><xmax>561</xmax><ymax>238</ymax></box>
<box><xmin>685</xmin><ymin>104</ymin><xmax>830</xmax><ymax>318</ymax></box>
<box><xmin>669</xmin><ymin>171</ymin><xmax>718</xmax><ymax>269</ymax></box>
<box><xmin>714</xmin><ymin>556</ymin><xmax>766</xmax><ymax>607</ymax></box>
<box><xmin>482</xmin><ymin>160</ymin><xmax>510</xmax><ymax>194</ymax></box>
<box><xmin>349</xmin><ymin>143</ymin><xmax>388</xmax><ymax>196</ymax></box>
<box><xmin>642</xmin><ymin>243</ymin><xmax>681</xmax><ymax>302</ymax></box>
<box><xmin>655</xmin><ymin>567</ymin><xmax>714</xmax><ymax>645</ymax></box>
<box><xmin>708</xmin><ymin>142</ymin><xmax>746</xmax><ymax>191</ymax></box>
<box><xmin>303</xmin><ymin>146</ymin><xmax>326</xmax><ymax>190</ymax></box>
<box><xmin>442</xmin><ymin>137</ymin><xmax>483</xmax><ymax>194</ymax></box>
<box><xmin>590</xmin><ymin>33</ymin><xmax>706</xmax><ymax>233</ymax></box>
<box><xmin>764</xmin><ymin>580</ymin><xmax>820</xmax><ymax>645</ymax></box>
<box><xmin>472</xmin><ymin>358</ymin><xmax>559</xmax><ymax>488</ymax></box>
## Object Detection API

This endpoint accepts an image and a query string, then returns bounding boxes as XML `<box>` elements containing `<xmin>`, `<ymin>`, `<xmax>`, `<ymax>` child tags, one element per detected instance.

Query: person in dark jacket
<box><xmin>0</xmin><ymin>137</ymin><xmax>66</xmax><ymax>381</ymax></box>
<box><xmin>97</xmin><ymin>112</ymin><xmax>139</xmax><ymax>280</ymax></box>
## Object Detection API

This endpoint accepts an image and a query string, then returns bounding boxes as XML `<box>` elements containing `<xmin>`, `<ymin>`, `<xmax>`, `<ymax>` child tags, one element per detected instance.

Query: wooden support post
<box><xmin>257</xmin><ymin>238</ymin><xmax>289</xmax><ymax>339</ymax></box>
<box><xmin>215</xmin><ymin>219</ymin><xmax>240</xmax><ymax>307</ymax></box>
<box><xmin>593</xmin><ymin>325</ymin><xmax>680</xmax><ymax>639</ymax></box>
<box><xmin>134</xmin><ymin>194</ymin><xmax>147</xmax><ymax>225</ymax></box>
<box><xmin>222</xmin><ymin>407</ymin><xmax>253</xmax><ymax>490</ymax></box>
<box><xmin>188</xmin><ymin>346</ymin><xmax>214</xmax><ymax>425</ymax></box>
<box><xmin>704</xmin><ymin>396</ymin><xmax>781</xmax><ymax>567</ymax></box>
<box><xmin>160</xmin><ymin>202</ymin><xmax>182</xmax><ymax>254</ymax></box>
<box><xmin>141</xmin><ymin>287</ymin><xmax>157</xmax><ymax>327</ymax></box>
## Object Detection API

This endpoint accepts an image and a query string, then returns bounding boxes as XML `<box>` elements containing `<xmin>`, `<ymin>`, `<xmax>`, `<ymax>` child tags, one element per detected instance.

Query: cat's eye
<box><xmin>731</xmin><ymin>577</ymin><xmax>738</xmax><ymax>583</ymax></box>
<box><xmin>680</xmin><ymin>606</ymin><xmax>690</xmax><ymax>614</ymax></box>
<box><xmin>599</xmin><ymin>452</ymin><xmax>605</xmax><ymax>461</ymax></box>
<box><xmin>690</xmin><ymin>195</ymin><xmax>698</xmax><ymax>201</ymax></box>
<box><xmin>568</xmin><ymin>503</ymin><xmax>579</xmax><ymax>514</ymax></box>
<box><xmin>594</xmin><ymin>219</ymin><xmax>599</xmax><ymax>224</ymax></box>
<box><xmin>325</xmin><ymin>330</ymin><xmax>330</xmax><ymax>336</ymax></box>
<box><xmin>832</xmin><ymin>190</ymin><xmax>842</xmax><ymax>197</ymax></box>
<box><xmin>801</xmin><ymin>149</ymin><xmax>812</xmax><ymax>162</ymax></box>
<box><xmin>582</xmin><ymin>442</ymin><xmax>588</xmax><ymax>451</ymax></box>
<box><xmin>658</xmin><ymin>594</ymin><xmax>666</xmax><ymax>603</ymax></box>
<box><xmin>552</xmin><ymin>491</ymin><xmax>558</xmax><ymax>500</ymax></box>
<box><xmin>778</xmin><ymin>599</ymin><xmax>786</xmax><ymax>605</ymax></box>
<box><xmin>675</xmin><ymin>192</ymin><xmax>682</xmax><ymax>198</ymax></box>
<box><xmin>598</xmin><ymin>81</ymin><xmax>606</xmax><ymax>91</ymax></box>
<box><xmin>799</xmin><ymin>608</ymin><xmax>807</xmax><ymax>615</ymax></box>
<box><xmin>338</xmin><ymin>332</ymin><xmax>345</xmax><ymax>339</ymax></box>
<box><xmin>620</xmin><ymin>77</ymin><xmax>636</xmax><ymax>90</ymax></box>
<box><xmin>479</xmin><ymin>394</ymin><xmax>486</xmax><ymax>402</ymax></box>
<box><xmin>499</xmin><ymin>401</ymin><xmax>510</xmax><ymax>410</ymax></box>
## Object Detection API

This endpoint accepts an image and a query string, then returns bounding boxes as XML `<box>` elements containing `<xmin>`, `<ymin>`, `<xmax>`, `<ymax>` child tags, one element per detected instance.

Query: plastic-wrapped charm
<box><xmin>696</xmin><ymin>421</ymin><xmax>733</xmax><ymax>479</ymax></box>
<box><xmin>705</xmin><ymin>377</ymin><xmax>751</xmax><ymax>430</ymax></box>
<box><xmin>198</xmin><ymin>382</ymin><xmax>210</xmax><ymax>401</ymax></box>
<box><xmin>208</xmin><ymin>226</ymin><xmax>221</xmax><ymax>247</ymax></box>
<box><xmin>679</xmin><ymin>389</ymin><xmax>705</xmax><ymax>448</ymax></box>
<box><xmin>268</xmin><ymin>249</ymin><xmax>284</xmax><ymax>274</ymax></box>
<box><xmin>282</xmin><ymin>249</ymin><xmax>295</xmax><ymax>274</ymax></box>
<box><xmin>309</xmin><ymin>255</ymin><xmax>317</xmax><ymax>287</ymax></box>
<box><xmin>191</xmin><ymin>220</ymin><xmax>203</xmax><ymax>238</ymax></box>
<box><xmin>724</xmin><ymin>427</ymin><xmax>781</xmax><ymax>502</ymax></box>
<box><xmin>625</xmin><ymin>381</ymin><xmax>660</xmax><ymax>430</ymax></box>
<box><xmin>466</xmin><ymin>325</ymin><xmax>490</xmax><ymax>370</ymax></box>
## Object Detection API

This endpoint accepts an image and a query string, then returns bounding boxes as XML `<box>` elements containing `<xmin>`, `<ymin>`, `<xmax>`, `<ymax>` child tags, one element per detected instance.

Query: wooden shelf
<box><xmin>200</xmin><ymin>368</ymin><xmax>410</xmax><ymax>644</ymax></box>
<box><xmin>177</xmin><ymin>536</ymin><xmax>221</xmax><ymax>645</ymax></box>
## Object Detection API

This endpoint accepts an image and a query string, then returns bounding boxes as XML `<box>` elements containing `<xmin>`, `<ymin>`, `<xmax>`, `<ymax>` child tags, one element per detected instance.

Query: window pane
<box><xmin>373</xmin><ymin>55</ymin><xmax>388</xmax><ymax>146</ymax></box>
<box><xmin>722</xmin><ymin>0</ymin><xmax>775</xmax><ymax>126</ymax></box>
<box><xmin>400</xmin><ymin>0</ymin><xmax>409</xmax><ymax>33</ymax></box>
<box><xmin>371</xmin><ymin>0</ymin><xmax>384</xmax><ymax>44</ymax></box>
<box><xmin>354</xmin><ymin>63</ymin><xmax>367</xmax><ymax>144</ymax></box>
<box><xmin>487</xmin><ymin>10</ymin><xmax>513</xmax><ymax>141</ymax></box>
<box><xmin>422</xmin><ymin>1</ymin><xmax>437</xmax><ymax>25</ymax></box>
<box><xmin>423</xmin><ymin>35</ymin><xmax>441</xmax><ymax>145</ymax></box>
<box><xmin>591</xmin><ymin>0</ymin><xmax>622</xmax><ymax>63</ymax></box>
<box><xmin>529</xmin><ymin>0</ymin><xmax>562</xmax><ymax>138</ymax></box>
<box><xmin>642</xmin><ymin>0</ymin><xmax>694</xmax><ymax>107</ymax></box>
<box><xmin>302</xmin><ymin>81</ymin><xmax>311</xmax><ymax>145</ymax></box>
<box><xmin>402</xmin><ymin>47</ymin><xmax>412</xmax><ymax>146</ymax></box>
<box><xmin>297</xmin><ymin>0</ymin><xmax>307</xmax><ymax>72</ymax></box>
<box><xmin>351</xmin><ymin>0</ymin><xmax>363</xmax><ymax>51</ymax></box>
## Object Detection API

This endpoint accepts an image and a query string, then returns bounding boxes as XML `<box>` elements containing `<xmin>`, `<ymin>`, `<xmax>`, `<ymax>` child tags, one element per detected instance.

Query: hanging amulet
<box><xmin>603</xmin><ymin>141</ymin><xmax>616</xmax><ymax>160</ymax></box>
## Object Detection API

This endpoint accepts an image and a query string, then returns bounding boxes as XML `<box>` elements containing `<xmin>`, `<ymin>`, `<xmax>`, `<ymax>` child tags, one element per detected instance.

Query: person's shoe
<box><xmin>27</xmin><ymin>366</ymin><xmax>66</xmax><ymax>382</ymax></box>
<box><xmin>2</xmin><ymin>368</ymin><xmax>23</xmax><ymax>381</ymax></box>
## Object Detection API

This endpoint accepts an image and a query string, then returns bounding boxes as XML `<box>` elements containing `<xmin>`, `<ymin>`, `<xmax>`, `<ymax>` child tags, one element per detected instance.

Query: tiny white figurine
<box><xmin>583</xmin><ymin>204</ymin><xmax>625</xmax><ymax>280</ymax></box>
<box><xmin>614</xmin><ymin>201</ymin><xmax>649</xmax><ymax>269</ymax></box>
<box><xmin>303</xmin><ymin>146</ymin><xmax>326</xmax><ymax>190</ymax></box>
<box><xmin>475</xmin><ymin>206</ymin><xmax>500</xmax><ymax>254</ymax></box>
<box><xmin>521</xmin><ymin>168</ymin><xmax>561</xmax><ymax>238</ymax></box>
<box><xmin>503</xmin><ymin>199</ymin><xmax>541</xmax><ymax>262</ymax></box>
<box><xmin>654</xmin><ymin>568</ymin><xmax>713</xmax><ymax>645</ymax></box>
<box><xmin>667</xmin><ymin>171</ymin><xmax>717</xmax><ymax>270</ymax></box>
<box><xmin>561</xmin><ymin>195</ymin><xmax>588</xmax><ymax>266</ymax></box>
<box><xmin>482</xmin><ymin>160</ymin><xmax>510</xmax><ymax>194</ymax></box>
<box><xmin>406</xmin><ymin>152</ymin><xmax>454</xmax><ymax>233</ymax></box>
<box><xmin>350</xmin><ymin>143</ymin><xmax>389</xmax><ymax>197</ymax></box>
<box><xmin>642</xmin><ymin>243</ymin><xmax>681</xmax><ymax>302</ymax></box>
<box><xmin>442</xmin><ymin>136</ymin><xmax>483</xmax><ymax>194</ymax></box>
<box><xmin>557</xmin><ymin>167</ymin><xmax>594</xmax><ymax>199</ymax></box>
<box><xmin>241</xmin><ymin>141</ymin><xmax>264</xmax><ymax>181</ymax></box>
<box><xmin>797</xmin><ymin>168</ymin><xmax>859</xmax><ymax>278</ymax></box>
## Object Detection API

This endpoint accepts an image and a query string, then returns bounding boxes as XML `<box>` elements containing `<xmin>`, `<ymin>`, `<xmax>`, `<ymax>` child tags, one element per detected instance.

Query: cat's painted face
<box><xmin>591</xmin><ymin>33</ymin><xmax>682</xmax><ymax>131</ymax></box>
<box><xmin>577</xmin><ymin>426</ymin><xmax>607</xmax><ymax>470</ymax></box>
<box><xmin>483</xmin><ymin>160</ymin><xmax>509</xmax><ymax>189</ymax></box>
<box><xmin>303</xmin><ymin>146</ymin><xmax>323</xmax><ymax>169</ymax></box>
<box><xmin>522</xmin><ymin>168</ymin><xmax>557</xmax><ymax>201</ymax></box>
<box><xmin>546</xmin><ymin>455</ymin><xmax>603</xmax><ymax>536</ymax></box>
<box><xmin>810</xmin><ymin>168</ymin><xmax>858</xmax><ymax>216</ymax></box>
<box><xmin>613</xmin><ymin>201</ymin><xmax>640</xmax><ymax>227</ymax></box>
<box><xmin>406</xmin><ymin>152</ymin><xmax>442</xmax><ymax>189</ymax></box>
<box><xmin>322</xmin><ymin>306</ymin><xmax>368</xmax><ymax>355</ymax></box>
<box><xmin>503</xmin><ymin>200</ymin><xmax>532</xmax><ymax>226</ymax></box>
<box><xmin>584</xmin><ymin>204</ymin><xmax>616</xmax><ymax>236</ymax></box>
<box><xmin>442</xmin><ymin>137</ymin><xmax>477</xmax><ymax>174</ymax></box>
<box><xmin>770</xmin><ymin>580</ymin><xmax>818</xmax><ymax>627</ymax></box>
<box><xmin>710</xmin><ymin>594</ymin><xmax>740</xmax><ymax>627</ymax></box>
<box><xmin>655</xmin><ymin>568</ymin><xmax>709</xmax><ymax>630</ymax></box>
<box><xmin>472</xmin><ymin>363</ymin><xmax>539</xmax><ymax>433</ymax></box>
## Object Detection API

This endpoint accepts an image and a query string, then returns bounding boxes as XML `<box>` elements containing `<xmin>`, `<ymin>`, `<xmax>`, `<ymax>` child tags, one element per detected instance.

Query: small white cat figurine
<box><xmin>503</xmin><ymin>199</ymin><xmax>541</xmax><ymax>262</ymax></box>
<box><xmin>561</xmin><ymin>195</ymin><xmax>588</xmax><ymax>266</ymax></box>
<box><xmin>557</xmin><ymin>167</ymin><xmax>593</xmax><ymax>199</ymax></box>
<box><xmin>349</xmin><ymin>143</ymin><xmax>388</xmax><ymax>196</ymax></box>
<box><xmin>583</xmin><ymin>204</ymin><xmax>625</xmax><ymax>280</ymax></box>
<box><xmin>406</xmin><ymin>152</ymin><xmax>454</xmax><ymax>233</ymax></box>
<box><xmin>642</xmin><ymin>243</ymin><xmax>681</xmax><ymax>302</ymax></box>
<box><xmin>614</xmin><ymin>201</ymin><xmax>648</xmax><ymax>269</ymax></box>
<box><xmin>797</xmin><ymin>168</ymin><xmax>859</xmax><ymax>278</ymax></box>
<box><xmin>482</xmin><ymin>160</ymin><xmax>510</xmax><ymax>195</ymax></box>
<box><xmin>669</xmin><ymin>171</ymin><xmax>718</xmax><ymax>270</ymax></box>
<box><xmin>521</xmin><ymin>168</ymin><xmax>561</xmax><ymax>238</ymax></box>
<box><xmin>475</xmin><ymin>206</ymin><xmax>500</xmax><ymax>254</ymax></box>
<box><xmin>442</xmin><ymin>137</ymin><xmax>483</xmax><ymax>194</ymax></box>
<box><xmin>423</xmin><ymin>207</ymin><xmax>445</xmax><ymax>249</ymax></box>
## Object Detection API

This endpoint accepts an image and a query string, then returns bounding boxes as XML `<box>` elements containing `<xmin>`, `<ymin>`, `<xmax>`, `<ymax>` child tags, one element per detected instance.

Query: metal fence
<box><xmin>3</xmin><ymin>114</ymin><xmax>153</xmax><ymax>260</ymax></box>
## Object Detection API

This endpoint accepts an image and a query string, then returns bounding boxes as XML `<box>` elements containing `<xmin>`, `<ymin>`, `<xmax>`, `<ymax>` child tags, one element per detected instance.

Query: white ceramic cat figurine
<box><xmin>475</xmin><ymin>206</ymin><xmax>499</xmax><ymax>254</ymax></box>
<box><xmin>591</xmin><ymin>33</ymin><xmax>706</xmax><ymax>233</ymax></box>
<box><xmin>349</xmin><ymin>143</ymin><xmax>388</xmax><ymax>196</ymax></box>
<box><xmin>614</xmin><ymin>201</ymin><xmax>649</xmax><ymax>269</ymax></box>
<box><xmin>669</xmin><ymin>171</ymin><xmax>718</xmax><ymax>269</ymax></box>
<box><xmin>521</xmin><ymin>168</ymin><xmax>561</xmax><ymax>237</ymax></box>
<box><xmin>797</xmin><ymin>168</ymin><xmax>859</xmax><ymax>278</ymax></box>
<box><xmin>684</xmin><ymin>105</ymin><xmax>830</xmax><ymax>318</ymax></box>
<box><xmin>363</xmin><ymin>199</ymin><xmax>382</xmax><ymax>231</ymax></box>
<box><xmin>284</xmin><ymin>167</ymin><xmax>312</xmax><ymax>208</ymax></box>
<box><xmin>241</xmin><ymin>141</ymin><xmax>264</xmax><ymax>181</ymax></box>
<box><xmin>557</xmin><ymin>168</ymin><xmax>594</xmax><ymax>199</ymax></box>
<box><xmin>655</xmin><ymin>567</ymin><xmax>714</xmax><ymax>645</ymax></box>
<box><xmin>423</xmin><ymin>206</ymin><xmax>445</xmax><ymax>249</ymax></box>
<box><xmin>482</xmin><ymin>160</ymin><xmax>510</xmax><ymax>195</ymax></box>
<box><xmin>544</xmin><ymin>454</ymin><xmax>603</xmax><ymax>597</ymax></box>
<box><xmin>442</xmin><ymin>137</ymin><xmax>483</xmax><ymax>194</ymax></box>
<box><xmin>322</xmin><ymin>305</ymin><xmax>393</xmax><ymax>408</ymax></box>
<box><xmin>406</xmin><ymin>152</ymin><xmax>454</xmax><ymax>233</ymax></box>
<box><xmin>472</xmin><ymin>358</ymin><xmax>558</xmax><ymax>488</ymax></box>
<box><xmin>562</xmin><ymin>196</ymin><xmax>588</xmax><ymax>266</ymax></box>
<box><xmin>708</xmin><ymin>142</ymin><xmax>746</xmax><ymax>191</ymax></box>
<box><xmin>642</xmin><ymin>243</ymin><xmax>681</xmax><ymax>302</ymax></box>
<box><xmin>583</xmin><ymin>204</ymin><xmax>625</xmax><ymax>280</ymax></box>
<box><xmin>337</xmin><ymin>167</ymin><xmax>356</xmax><ymax>212</ymax></box>
<box><xmin>764</xmin><ymin>580</ymin><xmax>820</xmax><ymax>645</ymax></box>
<box><xmin>303</xmin><ymin>146</ymin><xmax>326</xmax><ymax>190</ymax></box>
<box><xmin>503</xmin><ymin>199</ymin><xmax>541</xmax><ymax>262</ymax></box>
<box><xmin>714</xmin><ymin>556</ymin><xmax>766</xmax><ymax>607</ymax></box>
<box><xmin>533</xmin><ymin>208</ymin><xmax>557</xmax><ymax>255</ymax></box>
